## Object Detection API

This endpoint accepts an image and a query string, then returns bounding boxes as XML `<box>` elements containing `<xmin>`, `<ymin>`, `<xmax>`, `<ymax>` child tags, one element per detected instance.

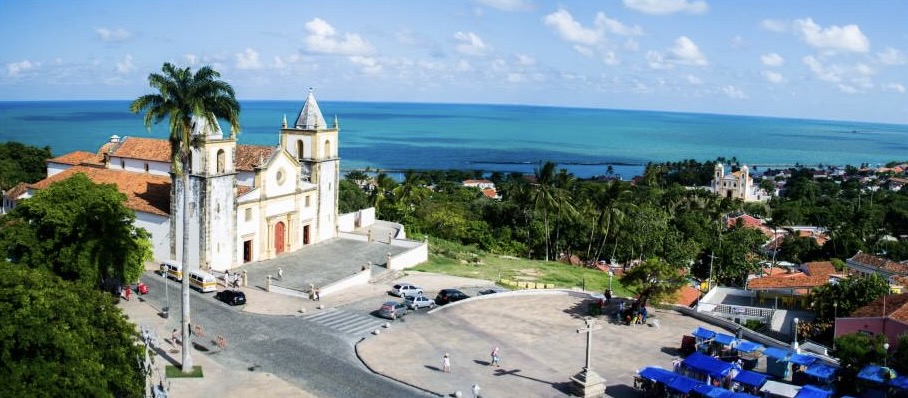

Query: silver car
<box><xmin>391</xmin><ymin>282</ymin><xmax>424</xmax><ymax>298</ymax></box>
<box><xmin>405</xmin><ymin>294</ymin><xmax>436</xmax><ymax>310</ymax></box>
<box><xmin>378</xmin><ymin>300</ymin><xmax>409</xmax><ymax>320</ymax></box>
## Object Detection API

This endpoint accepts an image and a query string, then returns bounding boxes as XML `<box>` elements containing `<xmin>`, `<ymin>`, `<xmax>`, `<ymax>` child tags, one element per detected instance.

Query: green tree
<box><xmin>0</xmin><ymin>141</ymin><xmax>52</xmax><ymax>190</ymax></box>
<box><xmin>131</xmin><ymin>62</ymin><xmax>240</xmax><ymax>372</ymax></box>
<box><xmin>0</xmin><ymin>173</ymin><xmax>150</xmax><ymax>286</ymax></box>
<box><xmin>620</xmin><ymin>257</ymin><xmax>687</xmax><ymax>314</ymax></box>
<box><xmin>832</xmin><ymin>332</ymin><xmax>887</xmax><ymax>396</ymax></box>
<box><xmin>0</xmin><ymin>263</ymin><xmax>147</xmax><ymax>397</ymax></box>
<box><xmin>811</xmin><ymin>273</ymin><xmax>889</xmax><ymax>322</ymax></box>
<box><xmin>338</xmin><ymin>179</ymin><xmax>371</xmax><ymax>213</ymax></box>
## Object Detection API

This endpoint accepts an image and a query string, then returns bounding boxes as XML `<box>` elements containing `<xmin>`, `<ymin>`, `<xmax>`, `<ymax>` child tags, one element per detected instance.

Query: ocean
<box><xmin>1</xmin><ymin>100</ymin><xmax>906</xmax><ymax>179</ymax></box>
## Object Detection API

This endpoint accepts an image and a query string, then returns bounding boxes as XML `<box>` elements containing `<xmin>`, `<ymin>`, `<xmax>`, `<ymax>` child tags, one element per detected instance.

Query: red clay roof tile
<box><xmin>28</xmin><ymin>166</ymin><xmax>171</xmax><ymax>216</ymax></box>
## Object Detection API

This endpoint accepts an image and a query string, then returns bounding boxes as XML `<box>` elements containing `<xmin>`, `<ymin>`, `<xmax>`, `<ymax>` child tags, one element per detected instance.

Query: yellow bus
<box><xmin>188</xmin><ymin>270</ymin><xmax>217</xmax><ymax>293</ymax></box>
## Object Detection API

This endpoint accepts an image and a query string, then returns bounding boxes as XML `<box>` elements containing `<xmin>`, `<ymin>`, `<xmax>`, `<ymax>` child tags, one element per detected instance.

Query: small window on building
<box><xmin>245</xmin><ymin>208</ymin><xmax>252</xmax><ymax>221</ymax></box>
<box><xmin>144</xmin><ymin>163</ymin><xmax>149</xmax><ymax>172</ymax></box>
<box><xmin>121</xmin><ymin>160</ymin><xmax>125</xmax><ymax>169</ymax></box>
<box><xmin>305</xmin><ymin>195</ymin><xmax>311</xmax><ymax>207</ymax></box>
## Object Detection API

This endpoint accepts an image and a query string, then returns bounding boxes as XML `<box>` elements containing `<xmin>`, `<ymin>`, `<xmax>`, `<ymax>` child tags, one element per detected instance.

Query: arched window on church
<box><xmin>323</xmin><ymin>140</ymin><xmax>331</xmax><ymax>159</ymax></box>
<box><xmin>297</xmin><ymin>140</ymin><xmax>304</xmax><ymax>161</ymax></box>
<box><xmin>217</xmin><ymin>149</ymin><xmax>225</xmax><ymax>173</ymax></box>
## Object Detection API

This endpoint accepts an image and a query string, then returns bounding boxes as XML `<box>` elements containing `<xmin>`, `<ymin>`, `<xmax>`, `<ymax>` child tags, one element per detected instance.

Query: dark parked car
<box><xmin>435</xmin><ymin>289</ymin><xmax>470</xmax><ymax>305</ymax></box>
<box><xmin>215</xmin><ymin>289</ymin><xmax>247</xmax><ymax>306</ymax></box>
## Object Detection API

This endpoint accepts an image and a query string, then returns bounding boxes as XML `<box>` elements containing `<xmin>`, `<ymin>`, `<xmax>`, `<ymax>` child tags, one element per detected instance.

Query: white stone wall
<box><xmin>387</xmin><ymin>241</ymin><xmax>428</xmax><ymax>270</ymax></box>
<box><xmin>205</xmin><ymin>176</ymin><xmax>235</xmax><ymax>271</ymax></box>
<box><xmin>47</xmin><ymin>162</ymin><xmax>71</xmax><ymax>177</ymax></box>
<box><xmin>135</xmin><ymin>211</ymin><xmax>170</xmax><ymax>262</ymax></box>
<box><xmin>317</xmin><ymin>160</ymin><xmax>338</xmax><ymax>242</ymax></box>
<box><xmin>108</xmin><ymin>157</ymin><xmax>170</xmax><ymax>176</ymax></box>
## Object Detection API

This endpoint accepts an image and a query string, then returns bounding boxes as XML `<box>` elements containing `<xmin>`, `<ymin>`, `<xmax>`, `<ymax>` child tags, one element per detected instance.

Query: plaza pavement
<box><xmin>121</xmin><ymin>238</ymin><xmax>735</xmax><ymax>398</ymax></box>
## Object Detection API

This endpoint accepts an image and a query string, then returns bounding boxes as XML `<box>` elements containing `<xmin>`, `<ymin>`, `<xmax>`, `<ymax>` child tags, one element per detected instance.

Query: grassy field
<box><xmin>410</xmin><ymin>237</ymin><xmax>627</xmax><ymax>297</ymax></box>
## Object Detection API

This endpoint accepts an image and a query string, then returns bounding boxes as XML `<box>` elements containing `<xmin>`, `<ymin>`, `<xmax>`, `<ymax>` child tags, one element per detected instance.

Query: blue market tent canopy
<box><xmin>793</xmin><ymin>385</ymin><xmax>832</xmax><ymax>398</ymax></box>
<box><xmin>694</xmin><ymin>327</ymin><xmax>718</xmax><ymax>340</ymax></box>
<box><xmin>804</xmin><ymin>363</ymin><xmax>837</xmax><ymax>381</ymax></box>
<box><xmin>683</xmin><ymin>352</ymin><xmax>735</xmax><ymax>378</ymax></box>
<box><xmin>891</xmin><ymin>376</ymin><xmax>908</xmax><ymax>390</ymax></box>
<box><xmin>668</xmin><ymin>374</ymin><xmax>704</xmax><ymax>394</ymax></box>
<box><xmin>729</xmin><ymin>394</ymin><xmax>761</xmax><ymax>398</ymax></box>
<box><xmin>639</xmin><ymin>366</ymin><xmax>677</xmax><ymax>384</ymax></box>
<box><xmin>714</xmin><ymin>333</ymin><xmax>737</xmax><ymax>346</ymax></box>
<box><xmin>789</xmin><ymin>353</ymin><xmax>818</xmax><ymax>366</ymax></box>
<box><xmin>733</xmin><ymin>370</ymin><xmax>769</xmax><ymax>387</ymax></box>
<box><xmin>694</xmin><ymin>384</ymin><xmax>732</xmax><ymax>398</ymax></box>
<box><xmin>736</xmin><ymin>341</ymin><xmax>764</xmax><ymax>353</ymax></box>
<box><xmin>763</xmin><ymin>347</ymin><xmax>793</xmax><ymax>360</ymax></box>
<box><xmin>858</xmin><ymin>365</ymin><xmax>897</xmax><ymax>384</ymax></box>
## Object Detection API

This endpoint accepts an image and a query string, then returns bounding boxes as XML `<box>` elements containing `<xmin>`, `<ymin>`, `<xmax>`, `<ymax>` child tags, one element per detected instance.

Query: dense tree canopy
<box><xmin>0</xmin><ymin>173</ymin><xmax>150</xmax><ymax>287</ymax></box>
<box><xmin>0</xmin><ymin>141</ymin><xmax>52</xmax><ymax>190</ymax></box>
<box><xmin>0</xmin><ymin>263</ymin><xmax>146</xmax><ymax>397</ymax></box>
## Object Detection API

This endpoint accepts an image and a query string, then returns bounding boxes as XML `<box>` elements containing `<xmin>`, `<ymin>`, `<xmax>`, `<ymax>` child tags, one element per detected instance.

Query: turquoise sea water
<box><xmin>1</xmin><ymin>100</ymin><xmax>906</xmax><ymax>179</ymax></box>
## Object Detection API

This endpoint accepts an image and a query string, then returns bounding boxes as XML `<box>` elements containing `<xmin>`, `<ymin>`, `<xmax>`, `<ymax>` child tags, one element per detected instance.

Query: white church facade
<box><xmin>711</xmin><ymin>163</ymin><xmax>771</xmax><ymax>202</ymax></box>
<box><xmin>21</xmin><ymin>90</ymin><xmax>340</xmax><ymax>272</ymax></box>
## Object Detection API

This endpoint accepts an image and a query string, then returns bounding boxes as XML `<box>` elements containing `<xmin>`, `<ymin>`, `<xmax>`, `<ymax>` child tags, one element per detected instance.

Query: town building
<box><xmin>711</xmin><ymin>164</ymin><xmax>771</xmax><ymax>202</ymax></box>
<box><xmin>18</xmin><ymin>90</ymin><xmax>340</xmax><ymax>272</ymax></box>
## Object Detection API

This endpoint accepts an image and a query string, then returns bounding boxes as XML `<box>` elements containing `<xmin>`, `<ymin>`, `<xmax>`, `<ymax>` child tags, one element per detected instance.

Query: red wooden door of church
<box><xmin>274</xmin><ymin>222</ymin><xmax>285</xmax><ymax>255</ymax></box>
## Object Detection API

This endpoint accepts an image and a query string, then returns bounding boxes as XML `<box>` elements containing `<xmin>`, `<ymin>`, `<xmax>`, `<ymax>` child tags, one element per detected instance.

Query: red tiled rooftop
<box><xmin>236</xmin><ymin>145</ymin><xmax>276</xmax><ymax>172</ymax></box>
<box><xmin>29</xmin><ymin>166</ymin><xmax>171</xmax><ymax>216</ymax></box>
<box><xmin>850</xmin><ymin>294</ymin><xmax>908</xmax><ymax>323</ymax></box>
<box><xmin>48</xmin><ymin>151</ymin><xmax>103</xmax><ymax>166</ymax></box>
<box><xmin>803</xmin><ymin>261</ymin><xmax>836</xmax><ymax>277</ymax></box>
<box><xmin>5</xmin><ymin>182</ymin><xmax>29</xmax><ymax>198</ymax></box>
<box><xmin>109</xmin><ymin>137</ymin><xmax>172</xmax><ymax>162</ymax></box>
<box><xmin>746</xmin><ymin>273</ymin><xmax>830</xmax><ymax>290</ymax></box>
<box><xmin>850</xmin><ymin>252</ymin><xmax>908</xmax><ymax>275</ymax></box>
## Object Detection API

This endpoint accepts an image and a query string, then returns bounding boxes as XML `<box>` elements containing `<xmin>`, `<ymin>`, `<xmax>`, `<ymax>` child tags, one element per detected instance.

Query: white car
<box><xmin>391</xmin><ymin>282</ymin><xmax>424</xmax><ymax>298</ymax></box>
<box><xmin>405</xmin><ymin>295</ymin><xmax>436</xmax><ymax>310</ymax></box>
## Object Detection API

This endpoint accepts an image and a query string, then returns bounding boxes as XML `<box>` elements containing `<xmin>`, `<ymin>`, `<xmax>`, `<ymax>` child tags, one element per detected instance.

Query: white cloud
<box><xmin>794</xmin><ymin>18</ymin><xmax>869</xmax><ymax>53</ymax></box>
<box><xmin>884</xmin><ymin>83</ymin><xmax>906</xmax><ymax>93</ymax></box>
<box><xmin>184</xmin><ymin>53</ymin><xmax>199</xmax><ymax>66</ymax></box>
<box><xmin>115</xmin><ymin>54</ymin><xmax>135</xmax><ymax>74</ymax></box>
<box><xmin>878</xmin><ymin>47</ymin><xmax>908</xmax><ymax>65</ymax></box>
<box><xmin>236</xmin><ymin>48</ymin><xmax>263</xmax><ymax>70</ymax></box>
<box><xmin>802</xmin><ymin>55</ymin><xmax>840</xmax><ymax>82</ymax></box>
<box><xmin>602</xmin><ymin>51</ymin><xmax>619</xmax><ymax>65</ymax></box>
<box><xmin>722</xmin><ymin>85</ymin><xmax>747</xmax><ymax>99</ymax></box>
<box><xmin>507</xmin><ymin>72</ymin><xmax>526</xmax><ymax>83</ymax></box>
<box><xmin>349</xmin><ymin>56</ymin><xmax>382</xmax><ymax>74</ymax></box>
<box><xmin>573</xmin><ymin>45</ymin><xmax>595</xmax><ymax>57</ymax></box>
<box><xmin>597</xmin><ymin>13</ymin><xmax>643</xmax><ymax>36</ymax></box>
<box><xmin>669</xmin><ymin>36</ymin><xmax>707</xmax><ymax>66</ymax></box>
<box><xmin>6</xmin><ymin>59</ymin><xmax>38</xmax><ymax>77</ymax></box>
<box><xmin>761</xmin><ymin>53</ymin><xmax>785</xmax><ymax>67</ymax></box>
<box><xmin>762</xmin><ymin>70</ymin><xmax>784</xmax><ymax>83</ymax></box>
<box><xmin>96</xmin><ymin>27</ymin><xmax>132</xmax><ymax>42</ymax></box>
<box><xmin>623</xmin><ymin>0</ymin><xmax>708</xmax><ymax>15</ymax></box>
<box><xmin>543</xmin><ymin>9</ymin><xmax>603</xmax><ymax>46</ymax></box>
<box><xmin>515</xmin><ymin>54</ymin><xmax>536</xmax><ymax>66</ymax></box>
<box><xmin>455</xmin><ymin>59</ymin><xmax>473</xmax><ymax>72</ymax></box>
<box><xmin>624</xmin><ymin>38</ymin><xmax>640</xmax><ymax>51</ymax></box>
<box><xmin>453</xmin><ymin>31</ymin><xmax>489</xmax><ymax>56</ymax></box>
<box><xmin>272</xmin><ymin>54</ymin><xmax>301</xmax><ymax>69</ymax></box>
<box><xmin>646</xmin><ymin>51</ymin><xmax>671</xmax><ymax>69</ymax></box>
<box><xmin>686</xmin><ymin>74</ymin><xmax>702</xmax><ymax>85</ymax></box>
<box><xmin>760</xmin><ymin>19</ymin><xmax>788</xmax><ymax>33</ymax></box>
<box><xmin>472</xmin><ymin>0</ymin><xmax>533</xmax><ymax>12</ymax></box>
<box><xmin>304</xmin><ymin>18</ymin><xmax>374</xmax><ymax>56</ymax></box>
<box><xmin>837</xmin><ymin>84</ymin><xmax>857</xmax><ymax>94</ymax></box>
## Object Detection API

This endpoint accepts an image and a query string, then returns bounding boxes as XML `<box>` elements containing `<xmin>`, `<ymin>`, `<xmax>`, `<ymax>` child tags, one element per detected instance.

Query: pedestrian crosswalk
<box><xmin>301</xmin><ymin>308</ymin><xmax>387</xmax><ymax>337</ymax></box>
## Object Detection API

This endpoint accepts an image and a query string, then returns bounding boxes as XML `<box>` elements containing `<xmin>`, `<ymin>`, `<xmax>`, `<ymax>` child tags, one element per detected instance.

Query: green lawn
<box><xmin>410</xmin><ymin>237</ymin><xmax>626</xmax><ymax>296</ymax></box>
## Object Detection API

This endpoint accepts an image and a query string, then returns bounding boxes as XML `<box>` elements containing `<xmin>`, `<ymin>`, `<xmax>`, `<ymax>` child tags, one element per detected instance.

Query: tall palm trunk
<box><xmin>179</xmin><ymin>155</ymin><xmax>193</xmax><ymax>371</ymax></box>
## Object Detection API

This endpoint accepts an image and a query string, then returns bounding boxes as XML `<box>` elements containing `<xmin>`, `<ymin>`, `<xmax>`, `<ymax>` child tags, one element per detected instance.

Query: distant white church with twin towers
<box><xmin>17</xmin><ymin>90</ymin><xmax>344</xmax><ymax>271</ymax></box>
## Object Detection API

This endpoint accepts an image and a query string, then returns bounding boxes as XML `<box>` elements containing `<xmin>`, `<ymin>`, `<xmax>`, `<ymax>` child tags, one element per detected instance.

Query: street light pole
<box><xmin>608</xmin><ymin>271</ymin><xmax>613</xmax><ymax>292</ymax></box>
<box><xmin>884</xmin><ymin>343</ymin><xmax>890</xmax><ymax>367</ymax></box>
<box><xmin>792</xmin><ymin>317</ymin><xmax>800</xmax><ymax>352</ymax></box>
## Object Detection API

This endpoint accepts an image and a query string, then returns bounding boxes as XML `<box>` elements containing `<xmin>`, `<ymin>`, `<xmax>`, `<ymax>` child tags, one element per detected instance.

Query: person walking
<box><xmin>442</xmin><ymin>352</ymin><xmax>451</xmax><ymax>373</ymax></box>
<box><xmin>490</xmin><ymin>346</ymin><xmax>500</xmax><ymax>367</ymax></box>
<box><xmin>278</xmin><ymin>268</ymin><xmax>283</xmax><ymax>280</ymax></box>
<box><xmin>314</xmin><ymin>286</ymin><xmax>320</xmax><ymax>301</ymax></box>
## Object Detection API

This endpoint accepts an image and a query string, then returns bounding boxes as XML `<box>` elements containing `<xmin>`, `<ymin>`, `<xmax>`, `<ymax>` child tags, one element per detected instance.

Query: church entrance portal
<box><xmin>274</xmin><ymin>222</ymin><xmax>285</xmax><ymax>255</ymax></box>
<box><xmin>243</xmin><ymin>240</ymin><xmax>252</xmax><ymax>263</ymax></box>
<box><xmin>303</xmin><ymin>225</ymin><xmax>310</xmax><ymax>245</ymax></box>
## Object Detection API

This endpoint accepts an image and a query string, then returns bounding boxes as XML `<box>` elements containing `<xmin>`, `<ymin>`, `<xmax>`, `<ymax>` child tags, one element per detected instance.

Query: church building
<box><xmin>711</xmin><ymin>163</ymin><xmax>771</xmax><ymax>202</ymax></box>
<box><xmin>20</xmin><ymin>90</ymin><xmax>339</xmax><ymax>272</ymax></box>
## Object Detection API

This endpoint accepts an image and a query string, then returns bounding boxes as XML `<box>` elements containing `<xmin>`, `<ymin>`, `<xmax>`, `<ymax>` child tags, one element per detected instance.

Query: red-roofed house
<box><xmin>836</xmin><ymin>294</ymin><xmax>908</xmax><ymax>350</ymax></box>
<box><xmin>846</xmin><ymin>251</ymin><xmax>908</xmax><ymax>280</ymax></box>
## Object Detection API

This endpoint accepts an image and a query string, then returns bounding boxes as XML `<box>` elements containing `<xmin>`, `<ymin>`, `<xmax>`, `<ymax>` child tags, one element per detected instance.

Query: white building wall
<box><xmin>136</xmin><ymin>211</ymin><xmax>170</xmax><ymax>262</ymax></box>
<box><xmin>236</xmin><ymin>171</ymin><xmax>255</xmax><ymax>187</ymax></box>
<box><xmin>205</xmin><ymin>177</ymin><xmax>235</xmax><ymax>271</ymax></box>
<box><xmin>47</xmin><ymin>162</ymin><xmax>71</xmax><ymax>177</ymax></box>
<box><xmin>108</xmin><ymin>157</ymin><xmax>170</xmax><ymax>176</ymax></box>
<box><xmin>317</xmin><ymin>161</ymin><xmax>338</xmax><ymax>242</ymax></box>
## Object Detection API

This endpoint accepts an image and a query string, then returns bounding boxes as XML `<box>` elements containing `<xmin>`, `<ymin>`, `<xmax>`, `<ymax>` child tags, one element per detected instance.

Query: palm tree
<box><xmin>531</xmin><ymin>162</ymin><xmax>558</xmax><ymax>261</ymax></box>
<box><xmin>130</xmin><ymin>63</ymin><xmax>240</xmax><ymax>373</ymax></box>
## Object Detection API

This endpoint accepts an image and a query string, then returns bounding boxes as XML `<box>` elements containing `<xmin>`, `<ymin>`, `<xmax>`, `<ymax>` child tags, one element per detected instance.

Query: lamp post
<box><xmin>608</xmin><ymin>271</ymin><xmax>613</xmax><ymax>292</ymax></box>
<box><xmin>884</xmin><ymin>343</ymin><xmax>890</xmax><ymax>367</ymax></box>
<box><xmin>833</xmin><ymin>302</ymin><xmax>838</xmax><ymax>319</ymax></box>
<box><xmin>792</xmin><ymin>317</ymin><xmax>800</xmax><ymax>352</ymax></box>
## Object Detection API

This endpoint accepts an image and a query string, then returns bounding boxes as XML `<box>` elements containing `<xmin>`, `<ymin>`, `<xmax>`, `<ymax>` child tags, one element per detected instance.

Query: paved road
<box><xmin>138</xmin><ymin>273</ymin><xmax>433</xmax><ymax>398</ymax></box>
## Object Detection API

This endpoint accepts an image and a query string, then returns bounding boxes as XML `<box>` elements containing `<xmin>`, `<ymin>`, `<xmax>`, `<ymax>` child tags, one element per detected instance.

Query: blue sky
<box><xmin>1</xmin><ymin>0</ymin><xmax>906</xmax><ymax>124</ymax></box>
